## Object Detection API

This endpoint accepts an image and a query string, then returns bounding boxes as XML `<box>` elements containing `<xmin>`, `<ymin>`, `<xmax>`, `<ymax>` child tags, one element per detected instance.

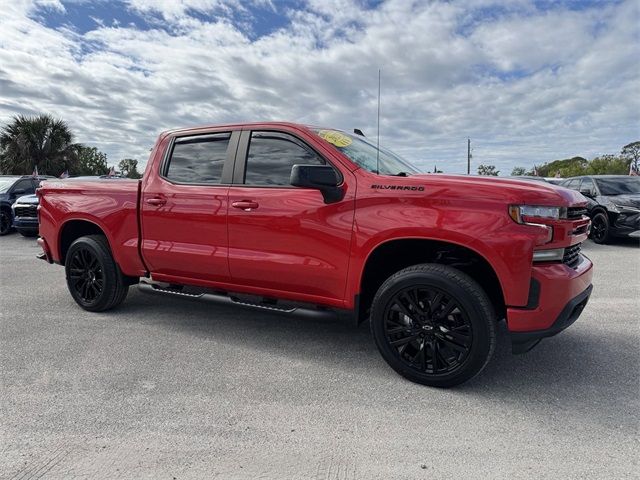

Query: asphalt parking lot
<box><xmin>1</xmin><ymin>234</ymin><xmax>638</xmax><ymax>479</ymax></box>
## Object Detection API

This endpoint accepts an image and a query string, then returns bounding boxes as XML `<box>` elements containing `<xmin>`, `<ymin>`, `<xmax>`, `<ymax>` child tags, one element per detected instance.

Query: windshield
<box><xmin>0</xmin><ymin>178</ymin><xmax>20</xmax><ymax>194</ymax></box>
<box><xmin>313</xmin><ymin>129</ymin><xmax>421</xmax><ymax>175</ymax></box>
<box><xmin>595</xmin><ymin>177</ymin><xmax>640</xmax><ymax>195</ymax></box>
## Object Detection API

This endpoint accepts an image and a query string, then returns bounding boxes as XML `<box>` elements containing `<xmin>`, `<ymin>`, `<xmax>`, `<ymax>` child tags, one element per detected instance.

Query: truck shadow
<box><xmin>113</xmin><ymin>289</ymin><xmax>637</xmax><ymax>435</ymax></box>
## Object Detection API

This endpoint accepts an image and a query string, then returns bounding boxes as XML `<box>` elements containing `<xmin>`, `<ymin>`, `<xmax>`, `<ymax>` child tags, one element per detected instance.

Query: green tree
<box><xmin>511</xmin><ymin>166</ymin><xmax>526</xmax><ymax>176</ymax></box>
<box><xmin>0</xmin><ymin>114</ymin><xmax>78</xmax><ymax>175</ymax></box>
<box><xmin>621</xmin><ymin>141</ymin><xmax>639</xmax><ymax>172</ymax></box>
<box><xmin>477</xmin><ymin>164</ymin><xmax>499</xmax><ymax>176</ymax></box>
<box><xmin>118</xmin><ymin>158</ymin><xmax>142</xmax><ymax>179</ymax></box>
<box><xmin>74</xmin><ymin>146</ymin><xmax>108</xmax><ymax>176</ymax></box>
<box><xmin>585</xmin><ymin>154</ymin><xmax>630</xmax><ymax>175</ymax></box>
<box><xmin>537</xmin><ymin>157</ymin><xmax>588</xmax><ymax>177</ymax></box>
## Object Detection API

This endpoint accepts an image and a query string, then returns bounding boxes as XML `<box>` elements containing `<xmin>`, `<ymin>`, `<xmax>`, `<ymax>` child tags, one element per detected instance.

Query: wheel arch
<box><xmin>356</xmin><ymin>237</ymin><xmax>506</xmax><ymax>323</ymax></box>
<box><xmin>58</xmin><ymin>218</ymin><xmax>113</xmax><ymax>265</ymax></box>
<box><xmin>589</xmin><ymin>206</ymin><xmax>608</xmax><ymax>217</ymax></box>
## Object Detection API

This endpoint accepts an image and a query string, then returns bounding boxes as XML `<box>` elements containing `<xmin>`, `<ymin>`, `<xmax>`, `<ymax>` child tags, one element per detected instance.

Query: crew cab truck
<box><xmin>36</xmin><ymin>122</ymin><xmax>593</xmax><ymax>387</ymax></box>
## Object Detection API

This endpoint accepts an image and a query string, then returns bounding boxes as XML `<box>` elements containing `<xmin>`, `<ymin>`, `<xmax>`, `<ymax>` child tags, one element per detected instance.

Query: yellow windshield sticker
<box><xmin>318</xmin><ymin>130</ymin><xmax>352</xmax><ymax>148</ymax></box>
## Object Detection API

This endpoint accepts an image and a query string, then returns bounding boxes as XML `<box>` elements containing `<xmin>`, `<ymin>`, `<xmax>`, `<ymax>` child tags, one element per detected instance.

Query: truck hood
<box><xmin>14</xmin><ymin>194</ymin><xmax>39</xmax><ymax>205</ymax></box>
<box><xmin>407</xmin><ymin>174</ymin><xmax>586</xmax><ymax>207</ymax></box>
<box><xmin>604</xmin><ymin>193</ymin><xmax>640</xmax><ymax>208</ymax></box>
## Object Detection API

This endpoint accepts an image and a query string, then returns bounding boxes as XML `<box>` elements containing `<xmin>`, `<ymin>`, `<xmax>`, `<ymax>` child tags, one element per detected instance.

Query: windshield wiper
<box><xmin>391</xmin><ymin>172</ymin><xmax>410</xmax><ymax>177</ymax></box>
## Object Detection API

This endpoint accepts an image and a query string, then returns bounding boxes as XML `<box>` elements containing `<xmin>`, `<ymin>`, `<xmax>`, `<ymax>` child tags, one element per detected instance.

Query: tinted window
<box><xmin>12</xmin><ymin>179</ymin><xmax>35</xmax><ymax>194</ymax></box>
<box><xmin>580</xmin><ymin>177</ymin><xmax>595</xmax><ymax>194</ymax></box>
<box><xmin>166</xmin><ymin>133</ymin><xmax>230</xmax><ymax>184</ymax></box>
<box><xmin>565</xmin><ymin>178</ymin><xmax>581</xmax><ymax>190</ymax></box>
<box><xmin>595</xmin><ymin>177</ymin><xmax>640</xmax><ymax>195</ymax></box>
<box><xmin>244</xmin><ymin>132</ymin><xmax>324</xmax><ymax>186</ymax></box>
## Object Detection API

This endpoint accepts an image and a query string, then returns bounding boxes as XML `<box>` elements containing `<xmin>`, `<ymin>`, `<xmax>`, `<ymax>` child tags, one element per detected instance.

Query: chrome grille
<box><xmin>563</xmin><ymin>243</ymin><xmax>582</xmax><ymax>268</ymax></box>
<box><xmin>14</xmin><ymin>205</ymin><xmax>37</xmax><ymax>218</ymax></box>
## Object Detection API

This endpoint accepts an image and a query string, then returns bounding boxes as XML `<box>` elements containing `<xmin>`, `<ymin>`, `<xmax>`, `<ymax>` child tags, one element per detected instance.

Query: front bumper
<box><xmin>13</xmin><ymin>216</ymin><xmax>38</xmax><ymax>232</ymax></box>
<box><xmin>511</xmin><ymin>284</ymin><xmax>592</xmax><ymax>353</ymax></box>
<box><xmin>610</xmin><ymin>211</ymin><xmax>640</xmax><ymax>238</ymax></box>
<box><xmin>507</xmin><ymin>253</ymin><xmax>593</xmax><ymax>353</ymax></box>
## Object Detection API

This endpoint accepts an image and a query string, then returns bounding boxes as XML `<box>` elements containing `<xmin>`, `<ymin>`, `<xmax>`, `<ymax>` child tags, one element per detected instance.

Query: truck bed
<box><xmin>38</xmin><ymin>179</ymin><xmax>146</xmax><ymax>277</ymax></box>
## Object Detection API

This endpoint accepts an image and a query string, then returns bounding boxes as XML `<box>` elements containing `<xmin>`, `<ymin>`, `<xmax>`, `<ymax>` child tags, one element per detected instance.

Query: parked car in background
<box><xmin>505</xmin><ymin>176</ymin><xmax>563</xmax><ymax>185</ymax></box>
<box><xmin>561</xmin><ymin>175</ymin><xmax>640</xmax><ymax>243</ymax></box>
<box><xmin>0</xmin><ymin>175</ymin><xmax>53</xmax><ymax>235</ymax></box>
<box><xmin>7</xmin><ymin>176</ymin><xmax>126</xmax><ymax>237</ymax></box>
<box><xmin>12</xmin><ymin>194</ymin><xmax>39</xmax><ymax>236</ymax></box>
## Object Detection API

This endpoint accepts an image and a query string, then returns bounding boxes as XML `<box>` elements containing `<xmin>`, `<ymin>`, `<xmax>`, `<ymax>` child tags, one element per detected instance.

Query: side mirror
<box><xmin>579</xmin><ymin>189</ymin><xmax>593</xmax><ymax>198</ymax></box>
<box><xmin>290</xmin><ymin>164</ymin><xmax>344</xmax><ymax>204</ymax></box>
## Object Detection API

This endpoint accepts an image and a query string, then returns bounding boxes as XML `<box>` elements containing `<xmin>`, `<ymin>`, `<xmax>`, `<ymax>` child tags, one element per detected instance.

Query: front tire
<box><xmin>370</xmin><ymin>264</ymin><xmax>496</xmax><ymax>388</ymax></box>
<box><xmin>0</xmin><ymin>209</ymin><xmax>13</xmax><ymax>235</ymax></box>
<box><xmin>590</xmin><ymin>212</ymin><xmax>610</xmax><ymax>244</ymax></box>
<box><xmin>65</xmin><ymin>235</ymin><xmax>129</xmax><ymax>311</ymax></box>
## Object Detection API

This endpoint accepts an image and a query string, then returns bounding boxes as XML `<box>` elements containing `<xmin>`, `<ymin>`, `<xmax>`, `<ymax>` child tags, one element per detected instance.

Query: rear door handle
<box><xmin>231</xmin><ymin>200</ymin><xmax>259</xmax><ymax>211</ymax></box>
<box><xmin>146</xmin><ymin>197</ymin><xmax>166</xmax><ymax>206</ymax></box>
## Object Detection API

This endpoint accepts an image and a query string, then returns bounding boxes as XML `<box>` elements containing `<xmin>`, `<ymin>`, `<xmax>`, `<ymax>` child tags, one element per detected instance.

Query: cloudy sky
<box><xmin>1</xmin><ymin>0</ymin><xmax>638</xmax><ymax>174</ymax></box>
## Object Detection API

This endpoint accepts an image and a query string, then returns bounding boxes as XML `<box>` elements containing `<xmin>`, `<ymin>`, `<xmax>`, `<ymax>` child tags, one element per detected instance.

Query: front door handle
<box><xmin>146</xmin><ymin>197</ymin><xmax>166</xmax><ymax>206</ymax></box>
<box><xmin>231</xmin><ymin>200</ymin><xmax>259</xmax><ymax>211</ymax></box>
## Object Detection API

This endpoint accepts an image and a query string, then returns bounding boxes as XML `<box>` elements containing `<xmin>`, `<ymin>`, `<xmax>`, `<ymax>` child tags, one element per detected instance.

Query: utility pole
<box><xmin>467</xmin><ymin>138</ymin><xmax>472</xmax><ymax>175</ymax></box>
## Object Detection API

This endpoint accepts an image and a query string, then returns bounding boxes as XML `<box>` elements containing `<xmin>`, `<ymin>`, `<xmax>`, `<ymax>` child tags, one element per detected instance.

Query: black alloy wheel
<box><xmin>590</xmin><ymin>212</ymin><xmax>609</xmax><ymax>244</ymax></box>
<box><xmin>370</xmin><ymin>264</ymin><xmax>496</xmax><ymax>387</ymax></box>
<box><xmin>68</xmin><ymin>246</ymin><xmax>105</xmax><ymax>304</ymax></box>
<box><xmin>383</xmin><ymin>286</ymin><xmax>472</xmax><ymax>375</ymax></box>
<box><xmin>0</xmin><ymin>209</ymin><xmax>12</xmax><ymax>235</ymax></box>
<box><xmin>65</xmin><ymin>235</ymin><xmax>130</xmax><ymax>311</ymax></box>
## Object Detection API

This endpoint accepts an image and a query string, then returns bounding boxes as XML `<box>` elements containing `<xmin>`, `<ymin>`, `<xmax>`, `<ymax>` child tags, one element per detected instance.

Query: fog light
<box><xmin>532</xmin><ymin>248</ymin><xmax>564</xmax><ymax>263</ymax></box>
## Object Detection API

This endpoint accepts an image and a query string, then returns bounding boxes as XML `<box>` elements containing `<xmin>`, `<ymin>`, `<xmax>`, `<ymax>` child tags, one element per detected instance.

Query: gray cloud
<box><xmin>0</xmin><ymin>0</ymin><xmax>637</xmax><ymax>174</ymax></box>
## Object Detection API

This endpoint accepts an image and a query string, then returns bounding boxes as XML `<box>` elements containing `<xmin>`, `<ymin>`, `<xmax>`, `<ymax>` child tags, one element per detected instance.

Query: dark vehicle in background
<box><xmin>0</xmin><ymin>175</ymin><xmax>53</xmax><ymax>235</ymax></box>
<box><xmin>506</xmin><ymin>176</ymin><xmax>563</xmax><ymax>185</ymax></box>
<box><xmin>12</xmin><ymin>194</ymin><xmax>39</xmax><ymax>236</ymax></box>
<box><xmin>561</xmin><ymin>175</ymin><xmax>640</xmax><ymax>244</ymax></box>
<box><xmin>5</xmin><ymin>176</ymin><xmax>126</xmax><ymax>237</ymax></box>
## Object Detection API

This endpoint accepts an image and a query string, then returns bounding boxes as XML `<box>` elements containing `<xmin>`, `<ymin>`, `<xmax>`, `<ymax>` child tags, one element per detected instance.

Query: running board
<box><xmin>137</xmin><ymin>280</ymin><xmax>339</xmax><ymax>320</ymax></box>
<box><xmin>228</xmin><ymin>296</ymin><xmax>296</xmax><ymax>313</ymax></box>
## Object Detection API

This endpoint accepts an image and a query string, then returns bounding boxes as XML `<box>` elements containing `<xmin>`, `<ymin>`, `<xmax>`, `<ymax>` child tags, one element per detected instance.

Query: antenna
<box><xmin>376</xmin><ymin>68</ymin><xmax>381</xmax><ymax>175</ymax></box>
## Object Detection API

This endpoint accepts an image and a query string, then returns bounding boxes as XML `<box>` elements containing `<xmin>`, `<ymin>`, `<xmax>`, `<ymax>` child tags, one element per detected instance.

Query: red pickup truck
<box><xmin>37</xmin><ymin>122</ymin><xmax>593</xmax><ymax>387</ymax></box>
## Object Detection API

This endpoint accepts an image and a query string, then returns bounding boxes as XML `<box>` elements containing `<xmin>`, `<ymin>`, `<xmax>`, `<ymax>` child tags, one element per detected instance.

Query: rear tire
<box><xmin>370</xmin><ymin>264</ymin><xmax>496</xmax><ymax>387</ymax></box>
<box><xmin>590</xmin><ymin>212</ymin><xmax>610</xmax><ymax>244</ymax></box>
<box><xmin>65</xmin><ymin>235</ymin><xmax>129</xmax><ymax>311</ymax></box>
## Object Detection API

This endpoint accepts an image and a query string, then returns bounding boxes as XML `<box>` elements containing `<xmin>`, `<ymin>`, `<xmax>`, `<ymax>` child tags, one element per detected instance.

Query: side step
<box><xmin>228</xmin><ymin>296</ymin><xmax>296</xmax><ymax>313</ymax></box>
<box><xmin>137</xmin><ymin>280</ymin><xmax>340</xmax><ymax>320</ymax></box>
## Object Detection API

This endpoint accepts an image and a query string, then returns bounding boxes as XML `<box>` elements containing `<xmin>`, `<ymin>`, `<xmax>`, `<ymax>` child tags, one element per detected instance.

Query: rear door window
<box><xmin>165</xmin><ymin>133</ymin><xmax>231</xmax><ymax>184</ymax></box>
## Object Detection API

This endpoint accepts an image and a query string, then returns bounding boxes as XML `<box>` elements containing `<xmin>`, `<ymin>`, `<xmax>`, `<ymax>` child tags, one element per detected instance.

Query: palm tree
<box><xmin>0</xmin><ymin>114</ymin><xmax>78</xmax><ymax>175</ymax></box>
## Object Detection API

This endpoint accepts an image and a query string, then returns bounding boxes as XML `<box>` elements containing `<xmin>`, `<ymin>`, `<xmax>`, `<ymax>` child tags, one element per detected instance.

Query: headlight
<box><xmin>508</xmin><ymin>205</ymin><xmax>564</xmax><ymax>223</ymax></box>
<box><xmin>613</xmin><ymin>203</ymin><xmax>640</xmax><ymax>213</ymax></box>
